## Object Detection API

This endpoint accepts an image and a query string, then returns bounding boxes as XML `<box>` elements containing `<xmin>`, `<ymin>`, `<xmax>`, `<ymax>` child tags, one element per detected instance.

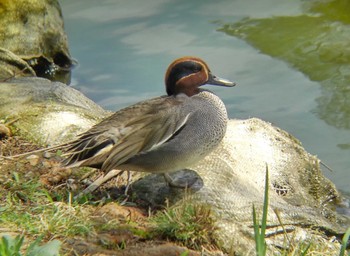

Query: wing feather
<box><xmin>62</xmin><ymin>95</ymin><xmax>191</xmax><ymax>171</ymax></box>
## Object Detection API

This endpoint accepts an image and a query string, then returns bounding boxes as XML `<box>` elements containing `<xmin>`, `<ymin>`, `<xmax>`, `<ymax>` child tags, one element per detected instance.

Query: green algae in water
<box><xmin>308</xmin><ymin>0</ymin><xmax>350</xmax><ymax>24</ymax></box>
<box><xmin>218</xmin><ymin>0</ymin><xmax>350</xmax><ymax>130</ymax></box>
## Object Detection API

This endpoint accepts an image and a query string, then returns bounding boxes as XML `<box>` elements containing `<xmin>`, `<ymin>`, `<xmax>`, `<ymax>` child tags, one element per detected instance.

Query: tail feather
<box><xmin>62</xmin><ymin>138</ymin><xmax>114</xmax><ymax>167</ymax></box>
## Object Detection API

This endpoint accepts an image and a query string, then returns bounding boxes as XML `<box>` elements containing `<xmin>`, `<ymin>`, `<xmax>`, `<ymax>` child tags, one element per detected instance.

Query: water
<box><xmin>60</xmin><ymin>0</ymin><xmax>349</xmax><ymax>193</ymax></box>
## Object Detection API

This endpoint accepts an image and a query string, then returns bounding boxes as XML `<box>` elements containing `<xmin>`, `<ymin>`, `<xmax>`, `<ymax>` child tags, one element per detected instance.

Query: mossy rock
<box><xmin>0</xmin><ymin>0</ymin><xmax>72</xmax><ymax>83</ymax></box>
<box><xmin>0</xmin><ymin>77</ymin><xmax>109</xmax><ymax>145</ymax></box>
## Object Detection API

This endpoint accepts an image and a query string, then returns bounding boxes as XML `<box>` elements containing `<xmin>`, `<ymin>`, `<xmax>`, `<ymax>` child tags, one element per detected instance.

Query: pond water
<box><xmin>60</xmin><ymin>0</ymin><xmax>349</xmax><ymax>194</ymax></box>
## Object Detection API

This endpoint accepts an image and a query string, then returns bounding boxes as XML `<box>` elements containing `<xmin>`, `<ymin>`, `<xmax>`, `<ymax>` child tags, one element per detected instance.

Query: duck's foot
<box><xmin>123</xmin><ymin>171</ymin><xmax>132</xmax><ymax>195</ymax></box>
<box><xmin>163</xmin><ymin>172</ymin><xmax>197</xmax><ymax>188</ymax></box>
<box><xmin>75</xmin><ymin>169</ymin><xmax>130</xmax><ymax>199</ymax></box>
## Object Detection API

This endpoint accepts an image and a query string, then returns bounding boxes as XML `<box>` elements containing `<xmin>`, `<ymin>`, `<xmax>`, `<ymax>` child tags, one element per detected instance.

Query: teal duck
<box><xmin>60</xmin><ymin>56</ymin><xmax>235</xmax><ymax>191</ymax></box>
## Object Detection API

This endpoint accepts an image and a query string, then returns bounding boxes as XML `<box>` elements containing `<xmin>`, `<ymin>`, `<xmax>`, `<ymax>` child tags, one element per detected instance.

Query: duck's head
<box><xmin>165</xmin><ymin>56</ymin><xmax>235</xmax><ymax>97</ymax></box>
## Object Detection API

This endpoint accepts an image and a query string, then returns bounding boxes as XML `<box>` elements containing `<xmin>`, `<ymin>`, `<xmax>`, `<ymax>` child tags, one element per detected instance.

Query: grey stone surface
<box><xmin>132</xmin><ymin>118</ymin><xmax>350</xmax><ymax>254</ymax></box>
<box><xmin>0</xmin><ymin>77</ymin><xmax>109</xmax><ymax>145</ymax></box>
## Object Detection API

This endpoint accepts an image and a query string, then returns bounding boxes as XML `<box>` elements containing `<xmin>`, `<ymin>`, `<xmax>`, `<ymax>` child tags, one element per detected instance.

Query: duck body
<box><xmin>62</xmin><ymin>57</ymin><xmax>235</xmax><ymax>175</ymax></box>
<box><xmin>118</xmin><ymin>90</ymin><xmax>228</xmax><ymax>174</ymax></box>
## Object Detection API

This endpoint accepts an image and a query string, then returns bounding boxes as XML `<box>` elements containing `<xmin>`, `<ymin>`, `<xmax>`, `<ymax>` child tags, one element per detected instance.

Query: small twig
<box><xmin>320</xmin><ymin>161</ymin><xmax>334</xmax><ymax>172</ymax></box>
<box><xmin>1</xmin><ymin>66</ymin><xmax>33</xmax><ymax>82</ymax></box>
<box><xmin>5</xmin><ymin>118</ymin><xmax>20</xmax><ymax>126</ymax></box>
<box><xmin>0</xmin><ymin>145</ymin><xmax>61</xmax><ymax>159</ymax></box>
<box><xmin>273</xmin><ymin>208</ymin><xmax>292</xmax><ymax>245</ymax></box>
<box><xmin>79</xmin><ymin>169</ymin><xmax>97</xmax><ymax>181</ymax></box>
<box><xmin>123</xmin><ymin>171</ymin><xmax>132</xmax><ymax>195</ymax></box>
<box><xmin>0</xmin><ymin>155</ymin><xmax>18</xmax><ymax>161</ymax></box>
<box><xmin>1</xmin><ymin>73</ymin><xmax>16</xmax><ymax>82</ymax></box>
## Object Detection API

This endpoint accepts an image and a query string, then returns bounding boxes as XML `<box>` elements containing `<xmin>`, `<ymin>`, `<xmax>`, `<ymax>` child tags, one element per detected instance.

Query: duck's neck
<box><xmin>182</xmin><ymin>87</ymin><xmax>200</xmax><ymax>97</ymax></box>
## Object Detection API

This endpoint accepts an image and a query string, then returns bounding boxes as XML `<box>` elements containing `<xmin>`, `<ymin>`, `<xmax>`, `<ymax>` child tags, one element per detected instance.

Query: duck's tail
<box><xmin>0</xmin><ymin>143</ymin><xmax>69</xmax><ymax>160</ymax></box>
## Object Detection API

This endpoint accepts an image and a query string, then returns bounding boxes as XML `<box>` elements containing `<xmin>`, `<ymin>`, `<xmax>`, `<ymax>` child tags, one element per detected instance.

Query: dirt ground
<box><xmin>0</xmin><ymin>135</ymin><xmax>223</xmax><ymax>256</ymax></box>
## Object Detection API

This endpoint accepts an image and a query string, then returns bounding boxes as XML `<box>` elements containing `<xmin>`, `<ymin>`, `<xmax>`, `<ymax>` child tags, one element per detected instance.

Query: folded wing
<box><xmin>61</xmin><ymin>96</ymin><xmax>191</xmax><ymax>172</ymax></box>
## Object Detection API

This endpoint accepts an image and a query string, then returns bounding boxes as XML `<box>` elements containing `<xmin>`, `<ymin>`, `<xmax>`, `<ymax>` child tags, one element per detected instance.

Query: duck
<box><xmin>10</xmin><ymin>56</ymin><xmax>235</xmax><ymax>193</ymax></box>
<box><xmin>62</xmin><ymin>56</ymin><xmax>235</xmax><ymax>192</ymax></box>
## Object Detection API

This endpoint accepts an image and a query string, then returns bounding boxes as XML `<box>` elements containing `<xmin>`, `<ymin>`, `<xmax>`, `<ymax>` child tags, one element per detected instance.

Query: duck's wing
<box><xmin>62</xmin><ymin>95</ymin><xmax>191</xmax><ymax>172</ymax></box>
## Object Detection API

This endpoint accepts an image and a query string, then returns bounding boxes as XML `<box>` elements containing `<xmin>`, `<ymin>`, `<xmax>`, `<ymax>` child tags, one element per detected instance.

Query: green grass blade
<box><xmin>339</xmin><ymin>227</ymin><xmax>350</xmax><ymax>256</ymax></box>
<box><xmin>14</xmin><ymin>235</ymin><xmax>24</xmax><ymax>253</ymax></box>
<box><xmin>0</xmin><ymin>235</ymin><xmax>23</xmax><ymax>256</ymax></box>
<box><xmin>300</xmin><ymin>242</ymin><xmax>311</xmax><ymax>256</ymax></box>
<box><xmin>252</xmin><ymin>166</ymin><xmax>269</xmax><ymax>256</ymax></box>
<box><xmin>260</xmin><ymin>166</ymin><xmax>269</xmax><ymax>254</ymax></box>
<box><xmin>0</xmin><ymin>236</ymin><xmax>10</xmax><ymax>255</ymax></box>
<box><xmin>252</xmin><ymin>204</ymin><xmax>260</xmax><ymax>252</ymax></box>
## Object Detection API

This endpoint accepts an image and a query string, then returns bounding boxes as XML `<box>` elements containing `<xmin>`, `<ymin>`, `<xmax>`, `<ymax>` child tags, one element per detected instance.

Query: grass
<box><xmin>2</xmin><ymin>167</ymin><xmax>349</xmax><ymax>256</ymax></box>
<box><xmin>1</xmin><ymin>142</ymin><xmax>349</xmax><ymax>255</ymax></box>
<box><xmin>0</xmin><ymin>171</ymin><xmax>103</xmax><ymax>255</ymax></box>
<box><xmin>252</xmin><ymin>167</ymin><xmax>269</xmax><ymax>256</ymax></box>
<box><xmin>151</xmin><ymin>200</ymin><xmax>219</xmax><ymax>251</ymax></box>
<box><xmin>1</xmin><ymin>172</ymin><xmax>94</xmax><ymax>238</ymax></box>
<box><xmin>0</xmin><ymin>166</ymin><xmax>154</xmax><ymax>254</ymax></box>
<box><xmin>340</xmin><ymin>227</ymin><xmax>350</xmax><ymax>256</ymax></box>
<box><xmin>252</xmin><ymin>166</ymin><xmax>350</xmax><ymax>256</ymax></box>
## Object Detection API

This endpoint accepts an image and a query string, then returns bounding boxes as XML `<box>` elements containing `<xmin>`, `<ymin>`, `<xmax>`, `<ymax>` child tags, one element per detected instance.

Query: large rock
<box><xmin>0</xmin><ymin>77</ymin><xmax>109</xmax><ymax>145</ymax></box>
<box><xmin>0</xmin><ymin>0</ymin><xmax>72</xmax><ymax>83</ymax></box>
<box><xmin>132</xmin><ymin>118</ymin><xmax>350</xmax><ymax>254</ymax></box>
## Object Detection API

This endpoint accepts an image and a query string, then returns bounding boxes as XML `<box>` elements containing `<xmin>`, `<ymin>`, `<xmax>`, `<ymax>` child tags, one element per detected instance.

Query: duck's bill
<box><xmin>207</xmin><ymin>73</ymin><xmax>236</xmax><ymax>87</ymax></box>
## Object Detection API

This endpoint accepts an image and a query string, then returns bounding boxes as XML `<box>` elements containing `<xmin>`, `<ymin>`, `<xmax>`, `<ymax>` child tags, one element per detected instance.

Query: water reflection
<box><xmin>218</xmin><ymin>0</ymin><xmax>350</xmax><ymax>132</ymax></box>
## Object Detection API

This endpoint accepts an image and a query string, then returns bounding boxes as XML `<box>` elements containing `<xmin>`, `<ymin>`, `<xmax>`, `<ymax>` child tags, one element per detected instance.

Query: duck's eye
<box><xmin>193</xmin><ymin>65</ymin><xmax>202</xmax><ymax>73</ymax></box>
<box><xmin>192</xmin><ymin>63</ymin><xmax>203</xmax><ymax>73</ymax></box>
